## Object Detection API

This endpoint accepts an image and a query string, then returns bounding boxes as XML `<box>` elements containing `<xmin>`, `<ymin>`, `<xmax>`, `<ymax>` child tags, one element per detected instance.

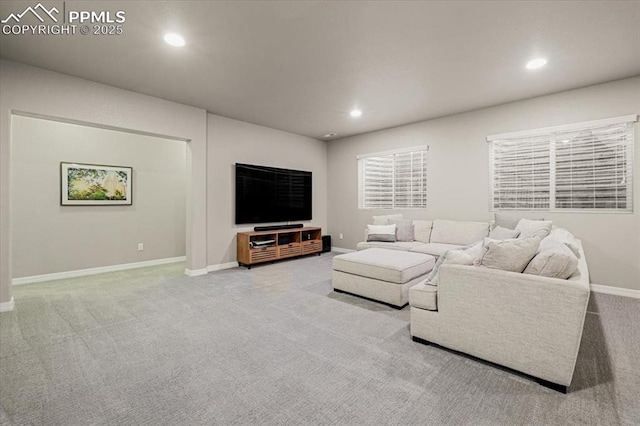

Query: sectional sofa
<box><xmin>342</xmin><ymin>214</ymin><xmax>590</xmax><ymax>392</ymax></box>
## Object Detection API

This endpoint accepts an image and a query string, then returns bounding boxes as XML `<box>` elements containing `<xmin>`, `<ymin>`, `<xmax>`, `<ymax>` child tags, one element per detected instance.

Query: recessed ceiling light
<box><xmin>526</xmin><ymin>58</ymin><xmax>547</xmax><ymax>70</ymax></box>
<box><xmin>350</xmin><ymin>109</ymin><xmax>362</xmax><ymax>118</ymax></box>
<box><xmin>164</xmin><ymin>33</ymin><xmax>185</xmax><ymax>47</ymax></box>
<box><xmin>323</xmin><ymin>133</ymin><xmax>338</xmax><ymax>138</ymax></box>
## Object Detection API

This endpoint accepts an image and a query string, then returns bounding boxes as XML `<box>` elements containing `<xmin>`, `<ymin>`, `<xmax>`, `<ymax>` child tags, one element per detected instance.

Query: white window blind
<box><xmin>489</xmin><ymin>116</ymin><xmax>635</xmax><ymax>212</ymax></box>
<box><xmin>358</xmin><ymin>147</ymin><xmax>428</xmax><ymax>209</ymax></box>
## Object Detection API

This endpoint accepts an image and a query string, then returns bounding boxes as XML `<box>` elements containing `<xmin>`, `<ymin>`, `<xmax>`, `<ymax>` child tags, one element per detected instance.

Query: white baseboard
<box><xmin>590</xmin><ymin>284</ymin><xmax>640</xmax><ymax>299</ymax></box>
<box><xmin>207</xmin><ymin>262</ymin><xmax>239</xmax><ymax>272</ymax></box>
<box><xmin>184</xmin><ymin>267</ymin><xmax>208</xmax><ymax>277</ymax></box>
<box><xmin>332</xmin><ymin>247</ymin><xmax>355</xmax><ymax>254</ymax></box>
<box><xmin>0</xmin><ymin>297</ymin><xmax>15</xmax><ymax>313</ymax></box>
<box><xmin>12</xmin><ymin>256</ymin><xmax>186</xmax><ymax>285</ymax></box>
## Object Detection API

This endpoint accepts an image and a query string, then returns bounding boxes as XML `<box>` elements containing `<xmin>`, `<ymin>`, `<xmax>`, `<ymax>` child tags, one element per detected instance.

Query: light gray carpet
<box><xmin>1</xmin><ymin>253</ymin><xmax>639</xmax><ymax>425</ymax></box>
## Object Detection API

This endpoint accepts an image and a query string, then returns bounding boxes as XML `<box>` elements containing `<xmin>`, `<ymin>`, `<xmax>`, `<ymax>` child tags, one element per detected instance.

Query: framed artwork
<box><xmin>60</xmin><ymin>162</ymin><xmax>133</xmax><ymax>206</ymax></box>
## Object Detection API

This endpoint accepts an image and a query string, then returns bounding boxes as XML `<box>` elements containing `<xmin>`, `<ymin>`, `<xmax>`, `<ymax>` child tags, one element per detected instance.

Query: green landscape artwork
<box><xmin>61</xmin><ymin>163</ymin><xmax>133</xmax><ymax>205</ymax></box>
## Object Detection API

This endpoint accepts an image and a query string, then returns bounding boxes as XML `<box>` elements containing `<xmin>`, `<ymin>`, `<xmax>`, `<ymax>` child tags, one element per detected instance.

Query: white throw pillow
<box><xmin>413</xmin><ymin>220</ymin><xmax>433</xmax><ymax>243</ymax></box>
<box><xmin>427</xmin><ymin>241</ymin><xmax>483</xmax><ymax>285</ymax></box>
<box><xmin>372</xmin><ymin>214</ymin><xmax>403</xmax><ymax>225</ymax></box>
<box><xmin>544</xmin><ymin>228</ymin><xmax>581</xmax><ymax>258</ymax></box>
<box><xmin>474</xmin><ymin>236</ymin><xmax>540</xmax><ymax>273</ymax></box>
<box><xmin>524</xmin><ymin>241</ymin><xmax>579</xmax><ymax>279</ymax></box>
<box><xmin>366</xmin><ymin>224</ymin><xmax>397</xmax><ymax>242</ymax></box>
<box><xmin>489</xmin><ymin>226</ymin><xmax>521</xmax><ymax>240</ymax></box>
<box><xmin>516</xmin><ymin>219</ymin><xmax>553</xmax><ymax>239</ymax></box>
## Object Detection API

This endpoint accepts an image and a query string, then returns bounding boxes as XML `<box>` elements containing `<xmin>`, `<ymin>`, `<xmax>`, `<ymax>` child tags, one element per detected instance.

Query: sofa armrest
<box><xmin>433</xmin><ymin>264</ymin><xmax>590</xmax><ymax>385</ymax></box>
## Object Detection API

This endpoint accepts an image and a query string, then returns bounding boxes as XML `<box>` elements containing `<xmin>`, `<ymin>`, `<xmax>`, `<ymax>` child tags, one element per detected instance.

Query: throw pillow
<box><xmin>516</xmin><ymin>219</ymin><xmax>552</xmax><ymax>239</ymax></box>
<box><xmin>489</xmin><ymin>226</ymin><xmax>521</xmax><ymax>240</ymax></box>
<box><xmin>427</xmin><ymin>241</ymin><xmax>483</xmax><ymax>285</ymax></box>
<box><xmin>372</xmin><ymin>214</ymin><xmax>403</xmax><ymax>226</ymax></box>
<box><xmin>544</xmin><ymin>228</ymin><xmax>581</xmax><ymax>258</ymax></box>
<box><xmin>366</xmin><ymin>224</ymin><xmax>397</xmax><ymax>242</ymax></box>
<box><xmin>390</xmin><ymin>219</ymin><xmax>414</xmax><ymax>242</ymax></box>
<box><xmin>524</xmin><ymin>241</ymin><xmax>579</xmax><ymax>279</ymax></box>
<box><xmin>474</xmin><ymin>236</ymin><xmax>540</xmax><ymax>273</ymax></box>
<box><xmin>413</xmin><ymin>220</ymin><xmax>433</xmax><ymax>243</ymax></box>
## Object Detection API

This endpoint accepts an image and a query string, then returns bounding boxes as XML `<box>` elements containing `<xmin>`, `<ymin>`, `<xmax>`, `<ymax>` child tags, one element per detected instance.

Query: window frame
<box><xmin>357</xmin><ymin>145</ymin><xmax>429</xmax><ymax>210</ymax></box>
<box><xmin>487</xmin><ymin>115</ymin><xmax>637</xmax><ymax>213</ymax></box>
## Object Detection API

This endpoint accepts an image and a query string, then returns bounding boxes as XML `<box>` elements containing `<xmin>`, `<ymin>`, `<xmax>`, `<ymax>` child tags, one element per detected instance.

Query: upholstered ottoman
<box><xmin>332</xmin><ymin>248</ymin><xmax>436</xmax><ymax>309</ymax></box>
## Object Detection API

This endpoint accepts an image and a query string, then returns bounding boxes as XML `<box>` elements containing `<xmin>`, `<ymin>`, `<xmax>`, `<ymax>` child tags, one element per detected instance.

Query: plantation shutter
<box><xmin>361</xmin><ymin>156</ymin><xmax>394</xmax><ymax>209</ymax></box>
<box><xmin>490</xmin><ymin>135</ymin><xmax>551</xmax><ymax>210</ymax></box>
<box><xmin>554</xmin><ymin>122</ymin><xmax>633</xmax><ymax>211</ymax></box>
<box><xmin>359</xmin><ymin>146</ymin><xmax>428</xmax><ymax>209</ymax></box>
<box><xmin>394</xmin><ymin>150</ymin><xmax>427</xmax><ymax>208</ymax></box>
<box><xmin>488</xmin><ymin>115</ymin><xmax>635</xmax><ymax>212</ymax></box>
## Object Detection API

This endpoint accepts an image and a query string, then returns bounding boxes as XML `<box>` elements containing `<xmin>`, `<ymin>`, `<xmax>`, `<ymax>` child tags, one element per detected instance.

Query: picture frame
<box><xmin>60</xmin><ymin>162</ymin><xmax>133</xmax><ymax>206</ymax></box>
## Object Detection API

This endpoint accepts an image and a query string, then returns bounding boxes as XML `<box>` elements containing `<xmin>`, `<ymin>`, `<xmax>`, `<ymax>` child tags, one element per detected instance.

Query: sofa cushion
<box><xmin>409</xmin><ymin>242</ymin><xmax>463</xmax><ymax>257</ymax></box>
<box><xmin>333</xmin><ymin>248</ymin><xmax>435</xmax><ymax>284</ymax></box>
<box><xmin>494</xmin><ymin>213</ymin><xmax>544</xmax><ymax>230</ymax></box>
<box><xmin>372</xmin><ymin>214</ymin><xmax>403</xmax><ymax>225</ymax></box>
<box><xmin>516</xmin><ymin>219</ymin><xmax>552</xmax><ymax>239</ymax></box>
<box><xmin>366</xmin><ymin>224</ymin><xmax>396</xmax><ymax>242</ymax></box>
<box><xmin>409</xmin><ymin>280</ymin><xmax>437</xmax><ymax>311</ymax></box>
<box><xmin>425</xmin><ymin>241</ymin><xmax>483</xmax><ymax>285</ymax></box>
<box><xmin>524</xmin><ymin>240</ymin><xmax>579</xmax><ymax>279</ymax></box>
<box><xmin>390</xmin><ymin>219</ymin><xmax>414</xmax><ymax>242</ymax></box>
<box><xmin>474</xmin><ymin>236</ymin><xmax>540</xmax><ymax>273</ymax></box>
<box><xmin>357</xmin><ymin>241</ymin><xmax>425</xmax><ymax>251</ymax></box>
<box><xmin>413</xmin><ymin>220</ymin><xmax>433</xmax><ymax>243</ymax></box>
<box><xmin>430</xmin><ymin>220</ymin><xmax>490</xmax><ymax>245</ymax></box>
<box><xmin>489</xmin><ymin>226</ymin><xmax>521</xmax><ymax>240</ymax></box>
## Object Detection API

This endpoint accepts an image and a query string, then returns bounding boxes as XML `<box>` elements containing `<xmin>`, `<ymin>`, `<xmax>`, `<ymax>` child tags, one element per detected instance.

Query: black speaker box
<box><xmin>322</xmin><ymin>235</ymin><xmax>331</xmax><ymax>253</ymax></box>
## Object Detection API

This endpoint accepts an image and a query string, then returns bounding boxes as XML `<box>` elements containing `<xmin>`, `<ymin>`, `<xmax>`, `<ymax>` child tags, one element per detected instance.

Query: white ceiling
<box><xmin>1</xmin><ymin>1</ymin><xmax>639</xmax><ymax>140</ymax></box>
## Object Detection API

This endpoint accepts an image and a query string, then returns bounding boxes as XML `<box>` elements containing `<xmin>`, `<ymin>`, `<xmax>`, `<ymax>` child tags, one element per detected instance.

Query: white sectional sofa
<box><xmin>410</xmin><ymin>228</ymin><xmax>590</xmax><ymax>392</ymax></box>
<box><xmin>350</xmin><ymin>214</ymin><xmax>590</xmax><ymax>392</ymax></box>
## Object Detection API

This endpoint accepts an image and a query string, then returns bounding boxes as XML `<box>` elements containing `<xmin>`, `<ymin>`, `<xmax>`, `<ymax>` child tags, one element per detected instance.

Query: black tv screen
<box><xmin>235</xmin><ymin>163</ymin><xmax>312</xmax><ymax>225</ymax></box>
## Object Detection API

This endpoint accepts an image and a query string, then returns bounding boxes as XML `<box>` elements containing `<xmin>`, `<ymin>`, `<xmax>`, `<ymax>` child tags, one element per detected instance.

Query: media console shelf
<box><xmin>237</xmin><ymin>227</ymin><xmax>322</xmax><ymax>268</ymax></box>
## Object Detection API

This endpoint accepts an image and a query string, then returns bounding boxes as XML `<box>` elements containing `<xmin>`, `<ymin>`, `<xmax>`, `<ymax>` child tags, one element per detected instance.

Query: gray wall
<box><xmin>327</xmin><ymin>77</ymin><xmax>640</xmax><ymax>291</ymax></box>
<box><xmin>1</xmin><ymin>59</ymin><xmax>208</xmax><ymax>306</ymax></box>
<box><xmin>207</xmin><ymin>114</ymin><xmax>328</xmax><ymax>266</ymax></box>
<box><xmin>11</xmin><ymin>116</ymin><xmax>186</xmax><ymax>277</ymax></box>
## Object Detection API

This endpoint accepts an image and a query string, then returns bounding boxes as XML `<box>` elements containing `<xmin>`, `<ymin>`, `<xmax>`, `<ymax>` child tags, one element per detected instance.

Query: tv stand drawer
<box><xmin>278</xmin><ymin>243</ymin><xmax>301</xmax><ymax>258</ymax></box>
<box><xmin>302</xmin><ymin>241</ymin><xmax>322</xmax><ymax>254</ymax></box>
<box><xmin>249</xmin><ymin>247</ymin><xmax>276</xmax><ymax>262</ymax></box>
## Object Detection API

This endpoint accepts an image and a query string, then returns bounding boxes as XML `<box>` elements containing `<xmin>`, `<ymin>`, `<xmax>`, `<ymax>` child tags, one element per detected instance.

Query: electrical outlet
<box><xmin>339</xmin><ymin>233</ymin><xmax>344</xmax><ymax>239</ymax></box>
<box><xmin>138</xmin><ymin>243</ymin><xmax>144</xmax><ymax>251</ymax></box>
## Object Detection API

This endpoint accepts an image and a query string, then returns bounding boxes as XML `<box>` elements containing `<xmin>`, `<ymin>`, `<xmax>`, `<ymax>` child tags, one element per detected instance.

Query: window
<box><xmin>358</xmin><ymin>146</ymin><xmax>428</xmax><ymax>209</ymax></box>
<box><xmin>488</xmin><ymin>115</ymin><xmax>636</xmax><ymax>212</ymax></box>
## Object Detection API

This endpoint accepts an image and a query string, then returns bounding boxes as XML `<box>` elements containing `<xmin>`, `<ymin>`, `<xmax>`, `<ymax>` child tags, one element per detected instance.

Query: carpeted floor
<box><xmin>0</xmin><ymin>253</ymin><xmax>638</xmax><ymax>425</ymax></box>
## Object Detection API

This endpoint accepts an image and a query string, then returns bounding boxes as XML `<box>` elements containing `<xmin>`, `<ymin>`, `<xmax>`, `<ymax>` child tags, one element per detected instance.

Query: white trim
<box><xmin>356</xmin><ymin>145</ymin><xmax>429</xmax><ymax>160</ymax></box>
<box><xmin>486</xmin><ymin>114</ymin><xmax>638</xmax><ymax>141</ymax></box>
<box><xmin>12</xmin><ymin>256</ymin><xmax>186</xmax><ymax>285</ymax></box>
<box><xmin>0</xmin><ymin>297</ymin><xmax>15</xmax><ymax>313</ymax></box>
<box><xmin>12</xmin><ymin>110</ymin><xmax>190</xmax><ymax>142</ymax></box>
<box><xmin>590</xmin><ymin>284</ymin><xmax>640</xmax><ymax>299</ymax></box>
<box><xmin>184</xmin><ymin>267</ymin><xmax>208</xmax><ymax>277</ymax></box>
<box><xmin>331</xmin><ymin>247</ymin><xmax>355</xmax><ymax>254</ymax></box>
<box><xmin>207</xmin><ymin>262</ymin><xmax>239</xmax><ymax>272</ymax></box>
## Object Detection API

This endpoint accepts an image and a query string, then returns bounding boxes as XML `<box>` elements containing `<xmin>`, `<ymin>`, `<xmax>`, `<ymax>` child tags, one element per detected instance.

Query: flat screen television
<box><xmin>235</xmin><ymin>163</ymin><xmax>312</xmax><ymax>225</ymax></box>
